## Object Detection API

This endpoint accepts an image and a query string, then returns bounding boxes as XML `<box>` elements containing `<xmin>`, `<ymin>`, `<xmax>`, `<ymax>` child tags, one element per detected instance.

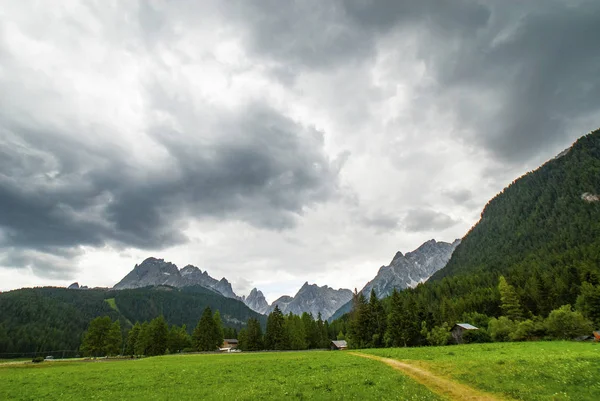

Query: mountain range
<box><xmin>106</xmin><ymin>236</ymin><xmax>460</xmax><ymax>320</ymax></box>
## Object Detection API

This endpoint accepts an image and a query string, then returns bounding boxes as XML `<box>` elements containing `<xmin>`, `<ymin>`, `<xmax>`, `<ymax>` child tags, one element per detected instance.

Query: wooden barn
<box><xmin>222</xmin><ymin>339</ymin><xmax>238</xmax><ymax>349</ymax></box>
<box><xmin>330</xmin><ymin>340</ymin><xmax>348</xmax><ymax>350</ymax></box>
<box><xmin>451</xmin><ymin>323</ymin><xmax>478</xmax><ymax>344</ymax></box>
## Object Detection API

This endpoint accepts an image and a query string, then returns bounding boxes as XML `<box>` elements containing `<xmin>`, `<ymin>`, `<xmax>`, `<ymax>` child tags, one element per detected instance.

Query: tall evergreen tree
<box><xmin>135</xmin><ymin>322</ymin><xmax>150</xmax><ymax>356</ymax></box>
<box><xmin>146</xmin><ymin>316</ymin><xmax>169</xmax><ymax>356</ymax></box>
<box><xmin>213</xmin><ymin>311</ymin><xmax>224</xmax><ymax>348</ymax></box>
<box><xmin>126</xmin><ymin>322</ymin><xmax>141</xmax><ymax>355</ymax></box>
<box><xmin>167</xmin><ymin>324</ymin><xmax>191</xmax><ymax>353</ymax></box>
<box><xmin>347</xmin><ymin>290</ymin><xmax>369</xmax><ymax>348</ymax></box>
<box><xmin>245</xmin><ymin>318</ymin><xmax>263</xmax><ymax>351</ymax></box>
<box><xmin>265</xmin><ymin>305</ymin><xmax>288</xmax><ymax>350</ymax></box>
<box><xmin>499</xmin><ymin>276</ymin><xmax>524</xmax><ymax>321</ymax></box>
<box><xmin>369</xmin><ymin>289</ymin><xmax>386</xmax><ymax>347</ymax></box>
<box><xmin>193</xmin><ymin>307</ymin><xmax>219</xmax><ymax>351</ymax></box>
<box><xmin>576</xmin><ymin>282</ymin><xmax>600</xmax><ymax>326</ymax></box>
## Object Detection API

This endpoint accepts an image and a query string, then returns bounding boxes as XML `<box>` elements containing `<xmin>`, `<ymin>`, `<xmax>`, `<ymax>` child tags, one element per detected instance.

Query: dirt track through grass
<box><xmin>351</xmin><ymin>352</ymin><xmax>506</xmax><ymax>401</ymax></box>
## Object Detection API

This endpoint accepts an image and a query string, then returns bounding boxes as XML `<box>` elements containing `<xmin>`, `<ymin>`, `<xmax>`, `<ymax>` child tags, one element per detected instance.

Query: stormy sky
<box><xmin>1</xmin><ymin>1</ymin><xmax>599</xmax><ymax>301</ymax></box>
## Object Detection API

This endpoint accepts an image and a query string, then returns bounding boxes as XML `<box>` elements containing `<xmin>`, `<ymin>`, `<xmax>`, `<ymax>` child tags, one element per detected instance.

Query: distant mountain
<box><xmin>328</xmin><ymin>238</ymin><xmax>460</xmax><ymax>321</ymax></box>
<box><xmin>113</xmin><ymin>257</ymin><xmax>241</xmax><ymax>301</ymax></box>
<box><xmin>242</xmin><ymin>288</ymin><xmax>269</xmax><ymax>315</ymax></box>
<box><xmin>268</xmin><ymin>282</ymin><xmax>353</xmax><ymax>321</ymax></box>
<box><xmin>363</xmin><ymin>239</ymin><xmax>461</xmax><ymax>298</ymax></box>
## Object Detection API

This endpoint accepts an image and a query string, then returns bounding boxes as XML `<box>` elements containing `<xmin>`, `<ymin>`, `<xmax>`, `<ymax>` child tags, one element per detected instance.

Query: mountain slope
<box><xmin>363</xmin><ymin>239</ymin><xmax>461</xmax><ymax>298</ymax></box>
<box><xmin>330</xmin><ymin>128</ymin><xmax>600</xmax><ymax>327</ymax></box>
<box><xmin>433</xmin><ymin>129</ymin><xmax>600</xmax><ymax>287</ymax></box>
<box><xmin>0</xmin><ymin>286</ymin><xmax>265</xmax><ymax>355</ymax></box>
<box><xmin>329</xmin><ymin>239</ymin><xmax>460</xmax><ymax>321</ymax></box>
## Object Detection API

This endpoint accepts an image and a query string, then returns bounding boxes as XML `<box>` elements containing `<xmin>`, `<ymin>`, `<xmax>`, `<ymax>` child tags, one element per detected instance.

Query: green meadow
<box><xmin>2</xmin><ymin>342</ymin><xmax>598</xmax><ymax>400</ymax></box>
<box><xmin>362</xmin><ymin>341</ymin><xmax>600</xmax><ymax>401</ymax></box>
<box><xmin>0</xmin><ymin>351</ymin><xmax>440</xmax><ymax>401</ymax></box>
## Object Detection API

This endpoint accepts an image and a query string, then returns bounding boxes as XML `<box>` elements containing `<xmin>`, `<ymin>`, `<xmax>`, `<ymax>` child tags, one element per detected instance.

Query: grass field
<box><xmin>360</xmin><ymin>341</ymin><xmax>600</xmax><ymax>401</ymax></box>
<box><xmin>0</xmin><ymin>351</ymin><xmax>441</xmax><ymax>400</ymax></box>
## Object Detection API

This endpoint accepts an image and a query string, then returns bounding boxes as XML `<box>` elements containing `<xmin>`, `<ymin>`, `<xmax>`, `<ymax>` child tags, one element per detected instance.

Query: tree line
<box><xmin>80</xmin><ymin>305</ymin><xmax>341</xmax><ymax>357</ymax></box>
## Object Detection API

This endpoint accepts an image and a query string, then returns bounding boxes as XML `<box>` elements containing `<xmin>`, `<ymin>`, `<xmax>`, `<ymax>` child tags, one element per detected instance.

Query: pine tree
<box><xmin>126</xmin><ymin>322</ymin><xmax>141</xmax><ymax>355</ymax></box>
<box><xmin>167</xmin><ymin>324</ymin><xmax>191</xmax><ymax>353</ymax></box>
<box><xmin>135</xmin><ymin>322</ymin><xmax>150</xmax><ymax>356</ymax></box>
<box><xmin>369</xmin><ymin>289</ymin><xmax>386</xmax><ymax>347</ymax></box>
<box><xmin>286</xmin><ymin>313</ymin><xmax>307</xmax><ymax>350</ymax></box>
<box><xmin>245</xmin><ymin>318</ymin><xmax>263</xmax><ymax>351</ymax></box>
<box><xmin>213</xmin><ymin>311</ymin><xmax>224</xmax><ymax>349</ymax></box>
<box><xmin>499</xmin><ymin>276</ymin><xmax>524</xmax><ymax>321</ymax></box>
<box><xmin>347</xmin><ymin>290</ymin><xmax>369</xmax><ymax>348</ymax></box>
<box><xmin>193</xmin><ymin>307</ymin><xmax>219</xmax><ymax>351</ymax></box>
<box><xmin>105</xmin><ymin>320</ymin><xmax>122</xmax><ymax>356</ymax></box>
<box><xmin>576</xmin><ymin>282</ymin><xmax>600</xmax><ymax>326</ymax></box>
<box><xmin>265</xmin><ymin>305</ymin><xmax>288</xmax><ymax>350</ymax></box>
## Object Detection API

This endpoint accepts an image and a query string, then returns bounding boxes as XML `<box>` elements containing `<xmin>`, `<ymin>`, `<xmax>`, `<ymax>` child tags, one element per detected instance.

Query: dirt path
<box><xmin>350</xmin><ymin>352</ymin><xmax>505</xmax><ymax>401</ymax></box>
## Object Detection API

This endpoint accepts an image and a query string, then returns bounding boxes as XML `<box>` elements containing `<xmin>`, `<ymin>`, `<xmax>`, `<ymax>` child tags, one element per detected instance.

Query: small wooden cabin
<box><xmin>330</xmin><ymin>340</ymin><xmax>348</xmax><ymax>350</ymax></box>
<box><xmin>222</xmin><ymin>339</ymin><xmax>238</xmax><ymax>349</ymax></box>
<box><xmin>451</xmin><ymin>323</ymin><xmax>478</xmax><ymax>344</ymax></box>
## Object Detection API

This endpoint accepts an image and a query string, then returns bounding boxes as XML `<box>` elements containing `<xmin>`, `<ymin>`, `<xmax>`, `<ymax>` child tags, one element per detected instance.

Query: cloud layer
<box><xmin>1</xmin><ymin>1</ymin><xmax>599</xmax><ymax>296</ymax></box>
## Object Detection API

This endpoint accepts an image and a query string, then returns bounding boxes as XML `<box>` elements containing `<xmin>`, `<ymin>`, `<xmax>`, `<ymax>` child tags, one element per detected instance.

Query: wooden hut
<box><xmin>451</xmin><ymin>323</ymin><xmax>478</xmax><ymax>344</ymax></box>
<box><xmin>330</xmin><ymin>340</ymin><xmax>348</xmax><ymax>350</ymax></box>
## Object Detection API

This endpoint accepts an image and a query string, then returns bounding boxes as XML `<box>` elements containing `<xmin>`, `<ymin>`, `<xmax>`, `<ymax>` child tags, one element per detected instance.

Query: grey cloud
<box><xmin>428</xmin><ymin>1</ymin><xmax>600</xmax><ymax>162</ymax></box>
<box><xmin>223</xmin><ymin>0</ymin><xmax>600</xmax><ymax>164</ymax></box>
<box><xmin>0</xmin><ymin>248</ymin><xmax>80</xmax><ymax>279</ymax></box>
<box><xmin>402</xmin><ymin>209</ymin><xmax>459</xmax><ymax>232</ymax></box>
<box><xmin>0</xmin><ymin>102</ymin><xmax>341</xmax><ymax>252</ymax></box>
<box><xmin>219</xmin><ymin>0</ymin><xmax>490</xmax><ymax>72</ymax></box>
<box><xmin>443</xmin><ymin>189</ymin><xmax>474</xmax><ymax>205</ymax></box>
<box><xmin>360</xmin><ymin>212</ymin><xmax>399</xmax><ymax>232</ymax></box>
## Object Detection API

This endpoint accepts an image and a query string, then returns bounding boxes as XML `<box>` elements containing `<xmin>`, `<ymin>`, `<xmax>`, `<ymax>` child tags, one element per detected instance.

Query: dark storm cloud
<box><xmin>434</xmin><ymin>1</ymin><xmax>600</xmax><ymax>162</ymax></box>
<box><xmin>224</xmin><ymin>0</ymin><xmax>599</xmax><ymax>163</ymax></box>
<box><xmin>0</xmin><ymin>103</ymin><xmax>341</xmax><ymax>255</ymax></box>
<box><xmin>0</xmin><ymin>248</ymin><xmax>80</xmax><ymax>279</ymax></box>
<box><xmin>220</xmin><ymin>0</ymin><xmax>490</xmax><ymax>71</ymax></box>
<box><xmin>402</xmin><ymin>209</ymin><xmax>459</xmax><ymax>232</ymax></box>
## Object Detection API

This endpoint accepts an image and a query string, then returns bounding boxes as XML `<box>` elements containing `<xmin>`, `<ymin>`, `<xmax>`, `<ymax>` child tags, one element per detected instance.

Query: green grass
<box><xmin>361</xmin><ymin>341</ymin><xmax>600</xmax><ymax>401</ymax></box>
<box><xmin>0</xmin><ymin>351</ymin><xmax>441</xmax><ymax>400</ymax></box>
<box><xmin>104</xmin><ymin>298</ymin><xmax>119</xmax><ymax>311</ymax></box>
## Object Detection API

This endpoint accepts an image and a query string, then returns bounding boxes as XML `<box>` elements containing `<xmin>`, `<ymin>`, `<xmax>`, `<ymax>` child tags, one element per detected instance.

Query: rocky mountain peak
<box><xmin>266</xmin><ymin>283</ymin><xmax>352</xmax><ymax>320</ymax></box>
<box><xmin>362</xmin><ymin>238</ymin><xmax>461</xmax><ymax>298</ymax></box>
<box><xmin>113</xmin><ymin>258</ymin><xmax>241</xmax><ymax>301</ymax></box>
<box><xmin>243</xmin><ymin>287</ymin><xmax>269</xmax><ymax>315</ymax></box>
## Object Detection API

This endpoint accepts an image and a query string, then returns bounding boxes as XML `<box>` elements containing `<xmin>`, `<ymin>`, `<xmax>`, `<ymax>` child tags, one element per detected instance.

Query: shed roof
<box><xmin>331</xmin><ymin>340</ymin><xmax>348</xmax><ymax>348</ymax></box>
<box><xmin>224</xmin><ymin>339</ymin><xmax>238</xmax><ymax>343</ymax></box>
<box><xmin>453</xmin><ymin>323</ymin><xmax>478</xmax><ymax>330</ymax></box>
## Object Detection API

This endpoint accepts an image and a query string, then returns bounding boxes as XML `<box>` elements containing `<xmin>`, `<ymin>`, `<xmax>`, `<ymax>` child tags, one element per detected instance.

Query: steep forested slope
<box><xmin>332</xmin><ymin>128</ymin><xmax>600</xmax><ymax>330</ymax></box>
<box><xmin>427</xmin><ymin>129</ymin><xmax>600</xmax><ymax>316</ymax></box>
<box><xmin>435</xmin><ymin>129</ymin><xmax>600</xmax><ymax>283</ymax></box>
<box><xmin>0</xmin><ymin>286</ymin><xmax>265</xmax><ymax>355</ymax></box>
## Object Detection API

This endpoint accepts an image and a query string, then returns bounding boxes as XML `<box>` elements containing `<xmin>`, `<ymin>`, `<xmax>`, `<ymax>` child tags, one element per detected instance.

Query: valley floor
<box><xmin>0</xmin><ymin>342</ymin><xmax>597</xmax><ymax>400</ymax></box>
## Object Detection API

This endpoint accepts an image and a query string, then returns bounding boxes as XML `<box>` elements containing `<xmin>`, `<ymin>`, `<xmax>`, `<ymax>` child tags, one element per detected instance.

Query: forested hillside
<box><xmin>331</xmin><ymin>128</ymin><xmax>600</xmax><ymax>345</ymax></box>
<box><xmin>0</xmin><ymin>286</ymin><xmax>265</xmax><ymax>355</ymax></box>
<box><xmin>428</xmin><ymin>128</ymin><xmax>600</xmax><ymax>316</ymax></box>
